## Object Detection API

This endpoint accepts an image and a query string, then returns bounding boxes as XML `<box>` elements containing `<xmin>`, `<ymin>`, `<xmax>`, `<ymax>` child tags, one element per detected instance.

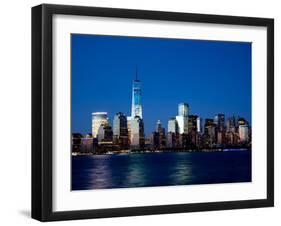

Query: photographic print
<box><xmin>71</xmin><ymin>34</ymin><xmax>252</xmax><ymax>190</ymax></box>
<box><xmin>32</xmin><ymin>4</ymin><xmax>274</xmax><ymax>221</ymax></box>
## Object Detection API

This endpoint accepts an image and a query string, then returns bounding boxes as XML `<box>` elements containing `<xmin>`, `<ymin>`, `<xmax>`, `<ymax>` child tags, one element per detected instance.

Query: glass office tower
<box><xmin>131</xmin><ymin>71</ymin><xmax>142</xmax><ymax>119</ymax></box>
<box><xmin>176</xmin><ymin>103</ymin><xmax>189</xmax><ymax>134</ymax></box>
<box><xmin>91</xmin><ymin>112</ymin><xmax>108</xmax><ymax>138</ymax></box>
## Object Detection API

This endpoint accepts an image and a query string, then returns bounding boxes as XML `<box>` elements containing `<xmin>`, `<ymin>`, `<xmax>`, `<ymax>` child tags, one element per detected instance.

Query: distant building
<box><xmin>131</xmin><ymin>68</ymin><xmax>142</xmax><ymax>119</ymax></box>
<box><xmin>144</xmin><ymin>138</ymin><xmax>151</xmax><ymax>147</ymax></box>
<box><xmin>179</xmin><ymin>133</ymin><xmax>189</xmax><ymax>148</ymax></box>
<box><xmin>97</xmin><ymin>124</ymin><xmax>113</xmax><ymax>143</ymax></box>
<box><xmin>167</xmin><ymin>117</ymin><xmax>179</xmax><ymax>148</ymax></box>
<box><xmin>204</xmin><ymin>119</ymin><xmax>216</xmax><ymax>146</ymax></box>
<box><xmin>226</xmin><ymin>116</ymin><xmax>236</xmax><ymax>133</ymax></box>
<box><xmin>214</xmin><ymin>114</ymin><xmax>225</xmax><ymax>132</ymax></box>
<box><xmin>128</xmin><ymin>68</ymin><xmax>145</xmax><ymax>150</ymax></box>
<box><xmin>113</xmin><ymin>112</ymin><xmax>128</xmax><ymax>149</ymax></box>
<box><xmin>188</xmin><ymin>115</ymin><xmax>199</xmax><ymax>147</ymax></box>
<box><xmin>167</xmin><ymin>132</ymin><xmax>178</xmax><ymax>148</ymax></box>
<box><xmin>130</xmin><ymin>116</ymin><xmax>145</xmax><ymax>149</ymax></box>
<box><xmin>81</xmin><ymin>134</ymin><xmax>93</xmax><ymax>153</ymax></box>
<box><xmin>188</xmin><ymin>115</ymin><xmax>198</xmax><ymax>133</ymax></box>
<box><xmin>156</xmin><ymin>120</ymin><xmax>161</xmax><ymax>132</ymax></box>
<box><xmin>176</xmin><ymin>103</ymin><xmax>189</xmax><ymax>134</ymax></box>
<box><xmin>113</xmin><ymin>112</ymin><xmax>128</xmax><ymax>137</ymax></box>
<box><xmin>178</xmin><ymin>103</ymin><xmax>189</xmax><ymax>116</ymax></box>
<box><xmin>127</xmin><ymin>116</ymin><xmax>132</xmax><ymax>145</ymax></box>
<box><xmin>237</xmin><ymin>117</ymin><xmax>247</xmax><ymax>126</ymax></box>
<box><xmin>156</xmin><ymin>120</ymin><xmax>166</xmax><ymax>148</ymax></box>
<box><xmin>217</xmin><ymin>131</ymin><xmax>225</xmax><ymax>145</ymax></box>
<box><xmin>226</xmin><ymin>131</ymin><xmax>239</xmax><ymax>145</ymax></box>
<box><xmin>72</xmin><ymin>133</ymin><xmax>83</xmax><ymax>153</ymax></box>
<box><xmin>196</xmin><ymin>117</ymin><xmax>202</xmax><ymax>133</ymax></box>
<box><xmin>214</xmin><ymin>114</ymin><xmax>225</xmax><ymax>145</ymax></box>
<box><xmin>239</xmin><ymin>124</ymin><xmax>249</xmax><ymax>143</ymax></box>
<box><xmin>167</xmin><ymin>117</ymin><xmax>178</xmax><ymax>133</ymax></box>
<box><xmin>92</xmin><ymin>112</ymin><xmax>108</xmax><ymax>138</ymax></box>
<box><xmin>150</xmin><ymin>132</ymin><xmax>160</xmax><ymax>149</ymax></box>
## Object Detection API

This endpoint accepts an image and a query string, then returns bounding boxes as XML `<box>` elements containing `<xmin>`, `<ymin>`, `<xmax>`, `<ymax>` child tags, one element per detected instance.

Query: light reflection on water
<box><xmin>89</xmin><ymin>155</ymin><xmax>113</xmax><ymax>189</ymax></box>
<box><xmin>125</xmin><ymin>155</ymin><xmax>147</xmax><ymax>187</ymax></box>
<box><xmin>72</xmin><ymin>150</ymin><xmax>251</xmax><ymax>190</ymax></box>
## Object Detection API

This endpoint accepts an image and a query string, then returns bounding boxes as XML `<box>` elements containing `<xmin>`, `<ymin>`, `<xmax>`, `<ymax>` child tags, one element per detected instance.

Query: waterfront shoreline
<box><xmin>72</xmin><ymin>148</ymin><xmax>251</xmax><ymax>156</ymax></box>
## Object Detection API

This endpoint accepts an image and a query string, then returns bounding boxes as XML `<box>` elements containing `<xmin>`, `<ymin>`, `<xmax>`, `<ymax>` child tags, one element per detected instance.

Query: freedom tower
<box><xmin>131</xmin><ymin>68</ymin><xmax>142</xmax><ymax>119</ymax></box>
<box><xmin>127</xmin><ymin>67</ymin><xmax>145</xmax><ymax>149</ymax></box>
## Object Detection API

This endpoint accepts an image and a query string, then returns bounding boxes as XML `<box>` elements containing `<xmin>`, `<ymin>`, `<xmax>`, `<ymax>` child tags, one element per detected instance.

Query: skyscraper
<box><xmin>81</xmin><ymin>134</ymin><xmax>94</xmax><ymax>153</ymax></box>
<box><xmin>97</xmin><ymin>124</ymin><xmax>113</xmax><ymax>143</ymax></box>
<box><xmin>156</xmin><ymin>120</ymin><xmax>161</xmax><ymax>132</ymax></box>
<box><xmin>128</xmin><ymin>68</ymin><xmax>145</xmax><ymax>149</ymax></box>
<box><xmin>237</xmin><ymin>117</ymin><xmax>247</xmax><ymax>126</ymax></box>
<box><xmin>167</xmin><ymin>118</ymin><xmax>179</xmax><ymax>148</ymax></box>
<box><xmin>92</xmin><ymin>112</ymin><xmax>108</xmax><ymax>138</ymax></box>
<box><xmin>214</xmin><ymin>114</ymin><xmax>225</xmax><ymax>132</ymax></box>
<box><xmin>176</xmin><ymin>103</ymin><xmax>189</xmax><ymax>134</ymax></box>
<box><xmin>127</xmin><ymin>116</ymin><xmax>132</xmax><ymax>144</ymax></box>
<box><xmin>178</xmin><ymin>103</ymin><xmax>189</xmax><ymax>116</ymax></box>
<box><xmin>131</xmin><ymin>68</ymin><xmax>142</xmax><ymax>119</ymax></box>
<box><xmin>239</xmin><ymin>124</ymin><xmax>249</xmax><ymax>143</ymax></box>
<box><xmin>188</xmin><ymin>115</ymin><xmax>198</xmax><ymax>133</ymax></box>
<box><xmin>113</xmin><ymin>112</ymin><xmax>128</xmax><ymax>148</ymax></box>
<box><xmin>214</xmin><ymin>114</ymin><xmax>225</xmax><ymax>145</ymax></box>
<box><xmin>156</xmin><ymin>120</ymin><xmax>166</xmax><ymax>148</ymax></box>
<box><xmin>204</xmin><ymin>118</ymin><xmax>216</xmax><ymax>146</ymax></box>
<box><xmin>196</xmin><ymin>116</ymin><xmax>202</xmax><ymax>133</ymax></box>
<box><xmin>113</xmin><ymin>112</ymin><xmax>128</xmax><ymax>137</ymax></box>
<box><xmin>226</xmin><ymin>115</ymin><xmax>236</xmax><ymax>132</ymax></box>
<box><xmin>72</xmin><ymin>133</ymin><xmax>83</xmax><ymax>153</ymax></box>
<box><xmin>130</xmin><ymin>116</ymin><xmax>145</xmax><ymax>149</ymax></box>
<box><xmin>167</xmin><ymin>118</ymin><xmax>178</xmax><ymax>133</ymax></box>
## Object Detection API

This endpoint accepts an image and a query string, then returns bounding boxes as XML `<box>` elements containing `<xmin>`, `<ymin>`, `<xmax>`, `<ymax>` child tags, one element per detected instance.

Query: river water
<box><xmin>72</xmin><ymin>149</ymin><xmax>251</xmax><ymax>190</ymax></box>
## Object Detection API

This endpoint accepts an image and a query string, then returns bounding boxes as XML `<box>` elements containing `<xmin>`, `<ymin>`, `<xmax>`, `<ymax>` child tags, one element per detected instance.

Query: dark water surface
<box><xmin>72</xmin><ymin>150</ymin><xmax>251</xmax><ymax>190</ymax></box>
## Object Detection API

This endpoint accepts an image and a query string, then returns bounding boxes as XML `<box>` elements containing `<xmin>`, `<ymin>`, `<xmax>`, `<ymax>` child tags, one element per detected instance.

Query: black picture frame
<box><xmin>32</xmin><ymin>3</ymin><xmax>274</xmax><ymax>222</ymax></box>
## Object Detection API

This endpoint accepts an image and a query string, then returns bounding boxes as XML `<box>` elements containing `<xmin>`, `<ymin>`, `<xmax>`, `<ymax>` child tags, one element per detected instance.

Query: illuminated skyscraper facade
<box><xmin>239</xmin><ymin>125</ymin><xmax>249</xmax><ymax>142</ymax></box>
<box><xmin>113</xmin><ymin>112</ymin><xmax>128</xmax><ymax>138</ymax></box>
<box><xmin>130</xmin><ymin>116</ymin><xmax>145</xmax><ymax>149</ymax></box>
<box><xmin>97</xmin><ymin>124</ymin><xmax>113</xmax><ymax>142</ymax></box>
<box><xmin>91</xmin><ymin>112</ymin><xmax>108</xmax><ymax>138</ymax></box>
<box><xmin>131</xmin><ymin>69</ymin><xmax>142</xmax><ymax>119</ymax></box>
<box><xmin>176</xmin><ymin>103</ymin><xmax>189</xmax><ymax>134</ymax></box>
<box><xmin>196</xmin><ymin>116</ymin><xmax>202</xmax><ymax>133</ymax></box>
<box><xmin>168</xmin><ymin>118</ymin><xmax>178</xmax><ymax>133</ymax></box>
<box><xmin>167</xmin><ymin>118</ymin><xmax>179</xmax><ymax>148</ymax></box>
<box><xmin>128</xmin><ymin>69</ymin><xmax>145</xmax><ymax>149</ymax></box>
<box><xmin>178</xmin><ymin>103</ymin><xmax>189</xmax><ymax>116</ymax></box>
<box><xmin>113</xmin><ymin>112</ymin><xmax>129</xmax><ymax>148</ymax></box>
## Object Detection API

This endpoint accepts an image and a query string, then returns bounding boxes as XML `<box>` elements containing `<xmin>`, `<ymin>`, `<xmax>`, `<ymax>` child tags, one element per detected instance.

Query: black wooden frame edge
<box><xmin>31</xmin><ymin>4</ymin><xmax>274</xmax><ymax>222</ymax></box>
<box><xmin>32</xmin><ymin>5</ymin><xmax>43</xmax><ymax>221</ymax></box>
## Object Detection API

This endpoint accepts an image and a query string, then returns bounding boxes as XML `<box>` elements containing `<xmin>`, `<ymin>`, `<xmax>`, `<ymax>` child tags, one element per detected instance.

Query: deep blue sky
<box><xmin>71</xmin><ymin>34</ymin><xmax>251</xmax><ymax>135</ymax></box>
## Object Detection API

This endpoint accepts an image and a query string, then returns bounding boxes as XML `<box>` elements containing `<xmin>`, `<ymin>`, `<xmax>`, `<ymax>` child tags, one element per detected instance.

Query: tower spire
<box><xmin>131</xmin><ymin>64</ymin><xmax>142</xmax><ymax>119</ymax></box>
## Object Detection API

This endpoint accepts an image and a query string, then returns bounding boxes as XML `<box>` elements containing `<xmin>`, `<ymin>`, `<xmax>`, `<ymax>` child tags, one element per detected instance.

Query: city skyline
<box><xmin>76</xmin><ymin>76</ymin><xmax>251</xmax><ymax>137</ymax></box>
<box><xmin>88</xmin><ymin>105</ymin><xmax>252</xmax><ymax>136</ymax></box>
<box><xmin>72</xmin><ymin>34</ymin><xmax>251</xmax><ymax>135</ymax></box>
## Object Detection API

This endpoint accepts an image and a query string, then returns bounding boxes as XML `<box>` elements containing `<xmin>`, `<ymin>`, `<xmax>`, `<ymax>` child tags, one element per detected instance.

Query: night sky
<box><xmin>71</xmin><ymin>34</ymin><xmax>251</xmax><ymax>135</ymax></box>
